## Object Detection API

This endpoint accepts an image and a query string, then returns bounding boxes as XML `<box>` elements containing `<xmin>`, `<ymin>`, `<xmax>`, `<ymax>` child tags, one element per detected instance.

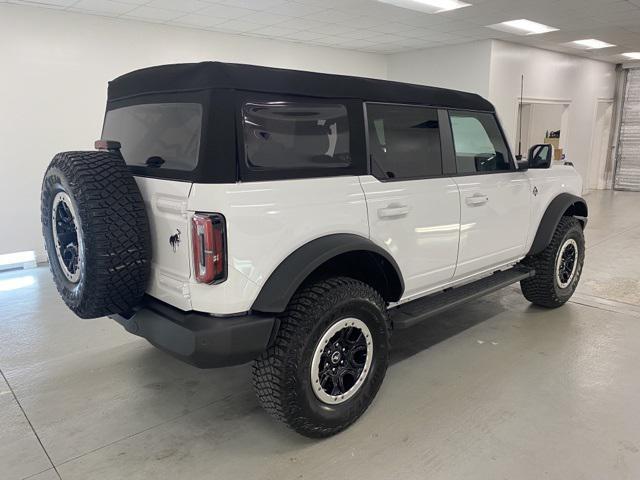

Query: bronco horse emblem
<box><xmin>169</xmin><ymin>229</ymin><xmax>181</xmax><ymax>252</ymax></box>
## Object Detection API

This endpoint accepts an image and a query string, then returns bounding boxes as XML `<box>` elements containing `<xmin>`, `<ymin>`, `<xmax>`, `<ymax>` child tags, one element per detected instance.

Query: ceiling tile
<box><xmin>331</xmin><ymin>15</ymin><xmax>385</xmax><ymax>29</ymax></box>
<box><xmin>372</xmin><ymin>32</ymin><xmax>408</xmax><ymax>43</ymax></box>
<box><xmin>197</xmin><ymin>3</ymin><xmax>257</xmax><ymax>18</ymax></box>
<box><xmin>212</xmin><ymin>18</ymin><xmax>264</xmax><ymax>32</ymax></box>
<box><xmin>212</xmin><ymin>0</ymin><xmax>285</xmax><ymax>10</ymax></box>
<box><xmin>123</xmin><ymin>5</ymin><xmax>184</xmax><ymax>21</ymax></box>
<box><xmin>267</xmin><ymin>1</ymin><xmax>325</xmax><ymax>17</ymax></box>
<box><xmin>304</xmin><ymin>9</ymin><xmax>358</xmax><ymax>24</ymax></box>
<box><xmin>71</xmin><ymin>0</ymin><xmax>136</xmax><ymax>15</ymax></box>
<box><xmin>367</xmin><ymin>44</ymin><xmax>407</xmax><ymax>53</ymax></box>
<box><xmin>145</xmin><ymin>0</ymin><xmax>210</xmax><ymax>13</ymax></box>
<box><xmin>278</xmin><ymin>30</ymin><xmax>326</xmax><ymax>41</ymax></box>
<box><xmin>250</xmin><ymin>24</ymin><xmax>303</xmax><ymax>37</ymax></box>
<box><xmin>8</xmin><ymin>0</ymin><xmax>77</xmax><ymax>6</ymax></box>
<box><xmin>278</xmin><ymin>17</ymin><xmax>327</xmax><ymax>30</ymax></box>
<box><xmin>306</xmin><ymin>22</ymin><xmax>354</xmax><ymax>35</ymax></box>
<box><xmin>10</xmin><ymin>0</ymin><xmax>640</xmax><ymax>60</ymax></box>
<box><xmin>338</xmin><ymin>28</ymin><xmax>381</xmax><ymax>40</ymax></box>
<box><xmin>374</xmin><ymin>21</ymin><xmax>413</xmax><ymax>34</ymax></box>
<box><xmin>170</xmin><ymin>13</ymin><xmax>229</xmax><ymax>27</ymax></box>
<box><xmin>333</xmin><ymin>38</ymin><xmax>379</xmax><ymax>48</ymax></box>
<box><xmin>312</xmin><ymin>36</ymin><xmax>349</xmax><ymax>46</ymax></box>
<box><xmin>240</xmin><ymin>11</ymin><xmax>291</xmax><ymax>25</ymax></box>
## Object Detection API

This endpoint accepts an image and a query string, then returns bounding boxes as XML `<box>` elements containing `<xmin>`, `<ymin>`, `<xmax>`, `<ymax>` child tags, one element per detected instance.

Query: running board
<box><xmin>389</xmin><ymin>266</ymin><xmax>535</xmax><ymax>330</ymax></box>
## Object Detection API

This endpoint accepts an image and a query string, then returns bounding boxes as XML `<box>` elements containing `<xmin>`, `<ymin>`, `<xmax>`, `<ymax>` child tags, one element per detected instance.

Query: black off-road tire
<box><xmin>252</xmin><ymin>277</ymin><xmax>390</xmax><ymax>438</ymax></box>
<box><xmin>41</xmin><ymin>151</ymin><xmax>151</xmax><ymax>319</ymax></box>
<box><xmin>521</xmin><ymin>216</ymin><xmax>585</xmax><ymax>308</ymax></box>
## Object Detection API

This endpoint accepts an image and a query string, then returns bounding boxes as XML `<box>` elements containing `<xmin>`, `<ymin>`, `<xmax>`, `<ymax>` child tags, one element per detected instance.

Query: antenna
<box><xmin>516</xmin><ymin>74</ymin><xmax>524</xmax><ymax>160</ymax></box>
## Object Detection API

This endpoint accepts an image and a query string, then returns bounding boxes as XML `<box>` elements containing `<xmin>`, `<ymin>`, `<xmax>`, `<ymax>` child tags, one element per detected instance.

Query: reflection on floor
<box><xmin>1</xmin><ymin>190</ymin><xmax>640</xmax><ymax>480</ymax></box>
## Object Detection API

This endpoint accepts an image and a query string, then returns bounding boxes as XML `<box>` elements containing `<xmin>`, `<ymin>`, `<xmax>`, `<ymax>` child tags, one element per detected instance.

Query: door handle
<box><xmin>465</xmin><ymin>193</ymin><xmax>489</xmax><ymax>206</ymax></box>
<box><xmin>378</xmin><ymin>203</ymin><xmax>410</xmax><ymax>218</ymax></box>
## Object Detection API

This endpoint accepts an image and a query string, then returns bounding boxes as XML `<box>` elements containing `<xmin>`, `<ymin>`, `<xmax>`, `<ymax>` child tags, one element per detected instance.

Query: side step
<box><xmin>389</xmin><ymin>266</ymin><xmax>535</xmax><ymax>330</ymax></box>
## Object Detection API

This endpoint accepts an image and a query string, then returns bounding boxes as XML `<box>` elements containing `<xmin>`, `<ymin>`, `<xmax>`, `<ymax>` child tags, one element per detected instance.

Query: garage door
<box><xmin>615</xmin><ymin>69</ymin><xmax>640</xmax><ymax>191</ymax></box>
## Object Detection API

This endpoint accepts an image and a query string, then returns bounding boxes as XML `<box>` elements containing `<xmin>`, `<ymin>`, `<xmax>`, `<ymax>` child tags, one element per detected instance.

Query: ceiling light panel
<box><xmin>622</xmin><ymin>52</ymin><xmax>640</xmax><ymax>59</ymax></box>
<box><xmin>377</xmin><ymin>0</ymin><xmax>471</xmax><ymax>14</ymax></box>
<box><xmin>487</xmin><ymin>19</ymin><xmax>558</xmax><ymax>35</ymax></box>
<box><xmin>570</xmin><ymin>39</ymin><xmax>616</xmax><ymax>49</ymax></box>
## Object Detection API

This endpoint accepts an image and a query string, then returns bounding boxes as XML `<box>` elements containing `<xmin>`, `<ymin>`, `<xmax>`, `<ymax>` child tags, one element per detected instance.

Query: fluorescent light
<box><xmin>571</xmin><ymin>39</ymin><xmax>616</xmax><ymax>49</ymax></box>
<box><xmin>622</xmin><ymin>52</ymin><xmax>640</xmax><ymax>60</ymax></box>
<box><xmin>487</xmin><ymin>19</ymin><xmax>558</xmax><ymax>35</ymax></box>
<box><xmin>377</xmin><ymin>0</ymin><xmax>471</xmax><ymax>14</ymax></box>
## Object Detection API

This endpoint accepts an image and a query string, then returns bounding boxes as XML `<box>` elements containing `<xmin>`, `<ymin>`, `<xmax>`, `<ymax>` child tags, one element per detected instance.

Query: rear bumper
<box><xmin>110</xmin><ymin>296</ymin><xmax>277</xmax><ymax>368</ymax></box>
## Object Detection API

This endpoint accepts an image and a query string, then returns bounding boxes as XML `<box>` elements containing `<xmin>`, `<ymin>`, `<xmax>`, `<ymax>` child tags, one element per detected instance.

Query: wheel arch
<box><xmin>528</xmin><ymin>193</ymin><xmax>588</xmax><ymax>256</ymax></box>
<box><xmin>251</xmin><ymin>234</ymin><xmax>404</xmax><ymax>313</ymax></box>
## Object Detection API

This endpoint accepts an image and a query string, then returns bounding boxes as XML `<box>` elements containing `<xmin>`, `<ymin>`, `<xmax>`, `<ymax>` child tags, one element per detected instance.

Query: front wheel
<box><xmin>521</xmin><ymin>216</ymin><xmax>585</xmax><ymax>308</ymax></box>
<box><xmin>252</xmin><ymin>277</ymin><xmax>390</xmax><ymax>438</ymax></box>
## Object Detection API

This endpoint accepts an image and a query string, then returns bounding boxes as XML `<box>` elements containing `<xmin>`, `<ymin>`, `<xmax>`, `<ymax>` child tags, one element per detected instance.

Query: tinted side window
<box><xmin>449</xmin><ymin>111</ymin><xmax>512</xmax><ymax>174</ymax></box>
<box><xmin>243</xmin><ymin>102</ymin><xmax>350</xmax><ymax>170</ymax></box>
<box><xmin>366</xmin><ymin>104</ymin><xmax>442</xmax><ymax>180</ymax></box>
<box><xmin>102</xmin><ymin>103</ymin><xmax>202</xmax><ymax>171</ymax></box>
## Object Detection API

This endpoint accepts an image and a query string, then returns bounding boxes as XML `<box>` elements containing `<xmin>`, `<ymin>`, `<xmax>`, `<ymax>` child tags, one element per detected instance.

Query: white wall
<box><xmin>0</xmin><ymin>5</ymin><xmax>387</xmax><ymax>260</ymax></box>
<box><xmin>0</xmin><ymin>4</ymin><xmax>619</xmax><ymax>259</ymax></box>
<box><xmin>489</xmin><ymin>40</ymin><xmax>616</xmax><ymax>184</ymax></box>
<box><xmin>387</xmin><ymin>40</ymin><xmax>493</xmax><ymax>97</ymax></box>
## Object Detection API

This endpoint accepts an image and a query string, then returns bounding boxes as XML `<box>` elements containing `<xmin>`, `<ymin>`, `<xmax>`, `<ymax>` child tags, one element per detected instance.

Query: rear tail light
<box><xmin>191</xmin><ymin>213</ymin><xmax>227</xmax><ymax>284</ymax></box>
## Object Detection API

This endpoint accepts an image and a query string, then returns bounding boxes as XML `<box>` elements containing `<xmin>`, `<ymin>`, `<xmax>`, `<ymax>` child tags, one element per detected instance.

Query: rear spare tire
<box><xmin>41</xmin><ymin>150</ymin><xmax>151</xmax><ymax>319</ymax></box>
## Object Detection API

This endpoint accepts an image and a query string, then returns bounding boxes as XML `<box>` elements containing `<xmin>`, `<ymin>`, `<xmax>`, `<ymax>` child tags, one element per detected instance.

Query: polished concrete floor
<box><xmin>2</xmin><ymin>190</ymin><xmax>640</xmax><ymax>480</ymax></box>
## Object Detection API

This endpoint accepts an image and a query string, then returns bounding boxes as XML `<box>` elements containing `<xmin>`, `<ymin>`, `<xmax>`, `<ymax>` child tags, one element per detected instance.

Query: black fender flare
<box><xmin>251</xmin><ymin>234</ymin><xmax>404</xmax><ymax>313</ymax></box>
<box><xmin>528</xmin><ymin>193</ymin><xmax>588</xmax><ymax>256</ymax></box>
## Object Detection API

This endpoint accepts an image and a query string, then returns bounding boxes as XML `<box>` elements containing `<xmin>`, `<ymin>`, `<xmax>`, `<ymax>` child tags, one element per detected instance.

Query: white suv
<box><xmin>41</xmin><ymin>62</ymin><xmax>587</xmax><ymax>438</ymax></box>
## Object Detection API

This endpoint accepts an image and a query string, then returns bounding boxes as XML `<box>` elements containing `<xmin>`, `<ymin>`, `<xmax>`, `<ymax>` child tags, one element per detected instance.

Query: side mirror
<box><xmin>527</xmin><ymin>143</ymin><xmax>553</xmax><ymax>169</ymax></box>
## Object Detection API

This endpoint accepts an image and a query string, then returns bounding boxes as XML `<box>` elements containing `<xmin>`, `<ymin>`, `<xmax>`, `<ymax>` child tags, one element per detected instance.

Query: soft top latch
<box><xmin>94</xmin><ymin>139</ymin><xmax>121</xmax><ymax>152</ymax></box>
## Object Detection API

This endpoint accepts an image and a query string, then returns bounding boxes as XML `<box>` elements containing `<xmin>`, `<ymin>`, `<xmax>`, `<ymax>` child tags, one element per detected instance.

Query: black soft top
<box><xmin>108</xmin><ymin>61</ymin><xmax>494</xmax><ymax>112</ymax></box>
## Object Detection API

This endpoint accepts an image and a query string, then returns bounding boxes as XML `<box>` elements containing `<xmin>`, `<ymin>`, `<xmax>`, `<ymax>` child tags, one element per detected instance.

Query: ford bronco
<box><xmin>41</xmin><ymin>62</ymin><xmax>587</xmax><ymax>438</ymax></box>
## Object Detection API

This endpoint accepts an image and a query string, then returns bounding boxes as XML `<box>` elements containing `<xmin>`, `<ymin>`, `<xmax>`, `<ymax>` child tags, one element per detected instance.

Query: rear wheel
<box><xmin>252</xmin><ymin>277</ymin><xmax>389</xmax><ymax>438</ymax></box>
<box><xmin>521</xmin><ymin>216</ymin><xmax>585</xmax><ymax>308</ymax></box>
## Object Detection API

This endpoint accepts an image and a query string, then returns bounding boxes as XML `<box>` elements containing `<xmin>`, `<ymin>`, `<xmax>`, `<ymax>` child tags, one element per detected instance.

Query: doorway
<box><xmin>587</xmin><ymin>100</ymin><xmax>614</xmax><ymax>190</ymax></box>
<box><xmin>516</xmin><ymin>101</ymin><xmax>569</xmax><ymax>161</ymax></box>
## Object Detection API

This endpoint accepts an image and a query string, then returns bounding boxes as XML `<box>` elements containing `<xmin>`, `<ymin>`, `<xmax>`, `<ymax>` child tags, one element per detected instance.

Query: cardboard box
<box><xmin>545</xmin><ymin>137</ymin><xmax>560</xmax><ymax>149</ymax></box>
<box><xmin>553</xmin><ymin>147</ymin><xmax>563</xmax><ymax>161</ymax></box>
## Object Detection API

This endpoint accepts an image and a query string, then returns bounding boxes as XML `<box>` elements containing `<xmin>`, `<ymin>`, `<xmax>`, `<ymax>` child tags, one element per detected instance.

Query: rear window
<box><xmin>102</xmin><ymin>103</ymin><xmax>202</xmax><ymax>171</ymax></box>
<box><xmin>242</xmin><ymin>102</ymin><xmax>351</xmax><ymax>170</ymax></box>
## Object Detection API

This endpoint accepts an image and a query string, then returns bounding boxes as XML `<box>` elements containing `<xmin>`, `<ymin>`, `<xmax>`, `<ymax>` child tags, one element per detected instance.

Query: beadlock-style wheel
<box><xmin>51</xmin><ymin>191</ymin><xmax>83</xmax><ymax>283</ymax></box>
<box><xmin>252</xmin><ymin>277</ymin><xmax>390</xmax><ymax>438</ymax></box>
<box><xmin>310</xmin><ymin>317</ymin><xmax>373</xmax><ymax>404</ymax></box>
<box><xmin>41</xmin><ymin>150</ymin><xmax>151</xmax><ymax>319</ymax></box>
<box><xmin>555</xmin><ymin>238</ymin><xmax>578</xmax><ymax>289</ymax></box>
<box><xmin>520</xmin><ymin>216</ymin><xmax>585</xmax><ymax>308</ymax></box>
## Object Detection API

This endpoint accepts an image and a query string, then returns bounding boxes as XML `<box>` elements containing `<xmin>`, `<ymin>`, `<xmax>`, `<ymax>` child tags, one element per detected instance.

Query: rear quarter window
<box><xmin>102</xmin><ymin>102</ymin><xmax>203</xmax><ymax>171</ymax></box>
<box><xmin>242</xmin><ymin>101</ymin><xmax>351</xmax><ymax>173</ymax></box>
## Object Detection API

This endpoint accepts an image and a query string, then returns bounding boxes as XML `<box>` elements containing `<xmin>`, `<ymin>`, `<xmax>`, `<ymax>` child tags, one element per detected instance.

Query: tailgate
<box><xmin>135</xmin><ymin>176</ymin><xmax>193</xmax><ymax>311</ymax></box>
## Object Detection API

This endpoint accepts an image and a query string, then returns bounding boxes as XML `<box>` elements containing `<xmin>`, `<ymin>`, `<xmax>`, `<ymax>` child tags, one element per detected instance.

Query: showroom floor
<box><xmin>2</xmin><ymin>190</ymin><xmax>640</xmax><ymax>480</ymax></box>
